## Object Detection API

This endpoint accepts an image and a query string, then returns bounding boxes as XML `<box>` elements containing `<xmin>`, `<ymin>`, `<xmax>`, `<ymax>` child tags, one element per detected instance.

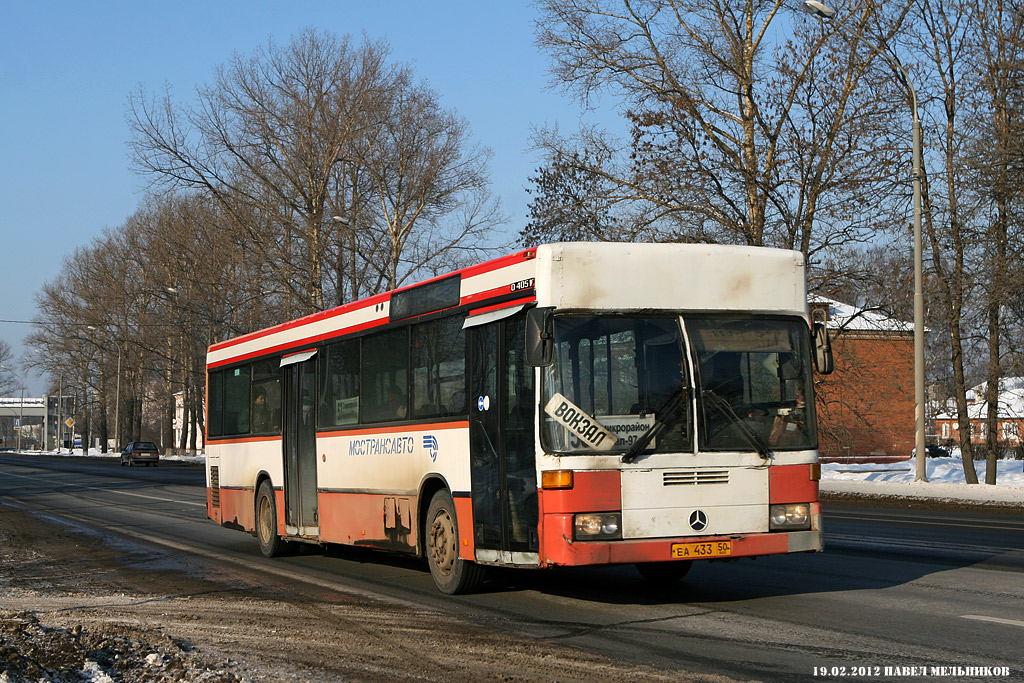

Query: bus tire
<box><xmin>635</xmin><ymin>561</ymin><xmax>692</xmax><ymax>584</ymax></box>
<box><xmin>426</xmin><ymin>490</ymin><xmax>485</xmax><ymax>594</ymax></box>
<box><xmin>255</xmin><ymin>480</ymin><xmax>289</xmax><ymax>558</ymax></box>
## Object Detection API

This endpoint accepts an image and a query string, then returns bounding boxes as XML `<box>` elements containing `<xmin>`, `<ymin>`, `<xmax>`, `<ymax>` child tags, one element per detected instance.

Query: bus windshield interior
<box><xmin>540</xmin><ymin>315</ymin><xmax>816</xmax><ymax>455</ymax></box>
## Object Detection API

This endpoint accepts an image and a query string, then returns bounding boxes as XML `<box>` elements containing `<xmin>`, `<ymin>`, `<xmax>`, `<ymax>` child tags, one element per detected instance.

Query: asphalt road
<box><xmin>1</xmin><ymin>453</ymin><xmax>1022</xmax><ymax>682</ymax></box>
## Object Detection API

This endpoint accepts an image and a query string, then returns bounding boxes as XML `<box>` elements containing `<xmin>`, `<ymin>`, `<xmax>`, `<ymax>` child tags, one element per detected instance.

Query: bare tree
<box><xmin>529</xmin><ymin>0</ymin><xmax>912</xmax><ymax>258</ymax></box>
<box><xmin>0</xmin><ymin>341</ymin><xmax>17</xmax><ymax>396</ymax></box>
<box><xmin>895</xmin><ymin>0</ymin><xmax>1024</xmax><ymax>482</ymax></box>
<box><xmin>968</xmin><ymin>0</ymin><xmax>1024</xmax><ymax>481</ymax></box>
<box><xmin>129</xmin><ymin>28</ymin><xmax>502</xmax><ymax>316</ymax></box>
<box><xmin>128</xmin><ymin>30</ymin><xmax>393</xmax><ymax>314</ymax></box>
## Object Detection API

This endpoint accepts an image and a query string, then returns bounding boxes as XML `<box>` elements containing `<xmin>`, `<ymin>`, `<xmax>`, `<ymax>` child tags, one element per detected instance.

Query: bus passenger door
<box><xmin>468</xmin><ymin>315</ymin><xmax>538</xmax><ymax>563</ymax></box>
<box><xmin>283</xmin><ymin>355</ymin><xmax>319</xmax><ymax>537</ymax></box>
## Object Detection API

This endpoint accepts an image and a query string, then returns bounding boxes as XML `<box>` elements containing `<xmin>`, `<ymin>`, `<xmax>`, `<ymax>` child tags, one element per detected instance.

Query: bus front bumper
<box><xmin>540</xmin><ymin>517</ymin><xmax>823</xmax><ymax>567</ymax></box>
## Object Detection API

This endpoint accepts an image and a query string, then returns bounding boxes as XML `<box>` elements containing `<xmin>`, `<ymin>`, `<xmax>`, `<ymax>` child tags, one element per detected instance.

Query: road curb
<box><xmin>821</xmin><ymin>490</ymin><xmax>1024</xmax><ymax>516</ymax></box>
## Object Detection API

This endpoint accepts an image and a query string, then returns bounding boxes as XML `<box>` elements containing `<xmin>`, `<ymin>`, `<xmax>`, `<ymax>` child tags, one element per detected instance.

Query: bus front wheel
<box><xmin>255</xmin><ymin>481</ymin><xmax>289</xmax><ymax>558</ymax></box>
<box><xmin>426</xmin><ymin>490</ymin><xmax>485</xmax><ymax>594</ymax></box>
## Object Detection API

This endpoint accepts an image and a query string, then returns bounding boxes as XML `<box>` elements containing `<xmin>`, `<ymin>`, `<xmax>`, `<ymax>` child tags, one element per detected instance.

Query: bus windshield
<box><xmin>688</xmin><ymin>316</ymin><xmax>816</xmax><ymax>452</ymax></box>
<box><xmin>541</xmin><ymin>316</ymin><xmax>692</xmax><ymax>454</ymax></box>
<box><xmin>540</xmin><ymin>315</ymin><xmax>816</xmax><ymax>455</ymax></box>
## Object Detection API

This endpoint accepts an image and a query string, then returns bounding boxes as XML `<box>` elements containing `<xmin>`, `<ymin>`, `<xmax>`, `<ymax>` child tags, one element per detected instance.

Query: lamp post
<box><xmin>803</xmin><ymin>0</ymin><xmax>927</xmax><ymax>482</ymax></box>
<box><xmin>57</xmin><ymin>372</ymin><xmax>64</xmax><ymax>453</ymax></box>
<box><xmin>114</xmin><ymin>343</ymin><xmax>122</xmax><ymax>449</ymax></box>
<box><xmin>54</xmin><ymin>375</ymin><xmax>80</xmax><ymax>453</ymax></box>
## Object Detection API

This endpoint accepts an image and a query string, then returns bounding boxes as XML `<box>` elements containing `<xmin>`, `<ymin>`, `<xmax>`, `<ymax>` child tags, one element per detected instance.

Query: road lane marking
<box><xmin>827</xmin><ymin>511</ymin><xmax>1024</xmax><ymax>532</ymax></box>
<box><xmin>963</xmin><ymin>615</ymin><xmax>1024</xmax><ymax>628</ymax></box>
<box><xmin>826</xmin><ymin>533</ymin><xmax>1021</xmax><ymax>555</ymax></box>
<box><xmin>0</xmin><ymin>470</ymin><xmax>205</xmax><ymax>506</ymax></box>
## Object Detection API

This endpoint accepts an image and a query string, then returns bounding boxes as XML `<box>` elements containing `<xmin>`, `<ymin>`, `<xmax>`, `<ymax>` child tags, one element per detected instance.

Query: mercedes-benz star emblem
<box><xmin>689</xmin><ymin>510</ymin><xmax>708</xmax><ymax>532</ymax></box>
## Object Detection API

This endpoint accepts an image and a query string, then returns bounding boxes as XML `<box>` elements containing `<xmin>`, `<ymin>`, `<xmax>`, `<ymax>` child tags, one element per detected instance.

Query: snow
<box><xmin>932</xmin><ymin>376</ymin><xmax>1024</xmax><ymax>421</ymax></box>
<box><xmin>19</xmin><ymin>447</ymin><xmax>206</xmax><ymax>465</ymax></box>
<box><xmin>809</xmin><ymin>295</ymin><xmax>913</xmax><ymax>333</ymax></box>
<box><xmin>822</xmin><ymin>455</ymin><xmax>1024</xmax><ymax>504</ymax></box>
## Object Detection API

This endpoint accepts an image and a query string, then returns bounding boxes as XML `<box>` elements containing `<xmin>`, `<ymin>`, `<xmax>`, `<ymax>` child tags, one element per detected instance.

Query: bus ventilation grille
<box><xmin>210</xmin><ymin>466</ymin><xmax>220</xmax><ymax>507</ymax></box>
<box><xmin>663</xmin><ymin>470</ymin><xmax>729</xmax><ymax>486</ymax></box>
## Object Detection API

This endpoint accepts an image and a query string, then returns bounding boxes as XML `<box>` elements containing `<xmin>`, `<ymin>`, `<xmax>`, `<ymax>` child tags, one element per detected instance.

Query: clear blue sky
<box><xmin>0</xmin><ymin>1</ymin><xmax>613</xmax><ymax>394</ymax></box>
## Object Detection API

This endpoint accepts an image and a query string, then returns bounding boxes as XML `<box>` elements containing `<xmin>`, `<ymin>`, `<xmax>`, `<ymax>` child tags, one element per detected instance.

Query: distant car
<box><xmin>925</xmin><ymin>444</ymin><xmax>949</xmax><ymax>458</ymax></box>
<box><xmin>120</xmin><ymin>441</ymin><xmax>160</xmax><ymax>467</ymax></box>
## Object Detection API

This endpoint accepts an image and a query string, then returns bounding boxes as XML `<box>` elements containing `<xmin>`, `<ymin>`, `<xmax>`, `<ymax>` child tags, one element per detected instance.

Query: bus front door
<box><xmin>283</xmin><ymin>356</ymin><xmax>319</xmax><ymax>537</ymax></box>
<box><xmin>469</xmin><ymin>315</ymin><xmax>538</xmax><ymax>564</ymax></box>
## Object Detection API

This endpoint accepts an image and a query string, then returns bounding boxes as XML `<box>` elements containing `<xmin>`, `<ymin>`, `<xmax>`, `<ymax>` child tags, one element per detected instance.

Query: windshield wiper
<box><xmin>701</xmin><ymin>390</ymin><xmax>772</xmax><ymax>461</ymax></box>
<box><xmin>621</xmin><ymin>387</ymin><xmax>690</xmax><ymax>464</ymax></box>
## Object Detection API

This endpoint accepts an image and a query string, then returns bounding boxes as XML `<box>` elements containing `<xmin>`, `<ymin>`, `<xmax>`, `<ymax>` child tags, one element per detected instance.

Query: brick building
<box><xmin>810</xmin><ymin>298</ymin><xmax>915</xmax><ymax>462</ymax></box>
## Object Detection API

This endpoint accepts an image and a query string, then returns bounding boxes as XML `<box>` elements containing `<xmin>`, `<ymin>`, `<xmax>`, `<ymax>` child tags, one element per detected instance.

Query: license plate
<box><xmin>671</xmin><ymin>540</ymin><xmax>732</xmax><ymax>559</ymax></box>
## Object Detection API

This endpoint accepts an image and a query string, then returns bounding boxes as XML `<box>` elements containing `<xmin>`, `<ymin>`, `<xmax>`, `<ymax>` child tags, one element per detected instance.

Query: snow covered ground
<box><xmin>822</xmin><ymin>455</ymin><xmax>1024</xmax><ymax>505</ymax></box>
<box><xmin>16</xmin><ymin>448</ymin><xmax>1024</xmax><ymax>507</ymax></box>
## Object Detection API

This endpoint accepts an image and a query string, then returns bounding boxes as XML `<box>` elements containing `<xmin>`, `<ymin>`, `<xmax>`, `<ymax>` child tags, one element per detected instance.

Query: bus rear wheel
<box><xmin>426</xmin><ymin>490</ymin><xmax>485</xmax><ymax>594</ymax></box>
<box><xmin>635</xmin><ymin>561</ymin><xmax>692</xmax><ymax>584</ymax></box>
<box><xmin>255</xmin><ymin>481</ymin><xmax>289</xmax><ymax>558</ymax></box>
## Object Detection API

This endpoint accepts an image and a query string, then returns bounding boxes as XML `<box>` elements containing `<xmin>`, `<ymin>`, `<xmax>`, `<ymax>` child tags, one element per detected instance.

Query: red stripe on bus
<box><xmin>203</xmin><ymin>250</ymin><xmax>532</xmax><ymax>358</ymax></box>
<box><xmin>318</xmin><ymin>421</ymin><xmax>469</xmax><ymax>439</ymax></box>
<box><xmin>457</xmin><ymin>249</ymin><xmax>535</xmax><ymax>280</ymax></box>
<box><xmin>213</xmin><ymin>486</ymin><xmax>258</xmax><ymax>532</ymax></box>
<box><xmin>208</xmin><ymin>316</ymin><xmax>389</xmax><ymax>368</ymax></box>
<box><xmin>539</xmin><ymin>513</ymin><xmax>793</xmax><ymax>566</ymax></box>
<box><xmin>540</xmin><ymin>470</ymin><xmax>621</xmax><ymax>513</ymax></box>
<box><xmin>206</xmin><ymin>435</ymin><xmax>282</xmax><ymax>445</ymax></box>
<box><xmin>208</xmin><ymin>295</ymin><xmax>389</xmax><ymax>354</ymax></box>
<box><xmin>467</xmin><ymin>296</ymin><xmax>537</xmax><ymax>317</ymax></box>
<box><xmin>768</xmin><ymin>463</ymin><xmax>819</xmax><ymax>504</ymax></box>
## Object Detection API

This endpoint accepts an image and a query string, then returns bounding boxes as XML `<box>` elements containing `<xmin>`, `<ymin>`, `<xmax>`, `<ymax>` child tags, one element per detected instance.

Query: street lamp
<box><xmin>804</xmin><ymin>0</ymin><xmax>928</xmax><ymax>482</ymax></box>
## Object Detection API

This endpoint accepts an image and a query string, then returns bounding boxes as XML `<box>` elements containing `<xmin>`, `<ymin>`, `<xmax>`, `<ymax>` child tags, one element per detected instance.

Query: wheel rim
<box><xmin>429</xmin><ymin>508</ymin><xmax>457</xmax><ymax>576</ymax></box>
<box><xmin>258</xmin><ymin>494</ymin><xmax>273</xmax><ymax>544</ymax></box>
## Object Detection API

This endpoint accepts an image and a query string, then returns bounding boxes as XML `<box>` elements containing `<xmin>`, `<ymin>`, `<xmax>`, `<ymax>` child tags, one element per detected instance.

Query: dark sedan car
<box><xmin>120</xmin><ymin>441</ymin><xmax>160</xmax><ymax>467</ymax></box>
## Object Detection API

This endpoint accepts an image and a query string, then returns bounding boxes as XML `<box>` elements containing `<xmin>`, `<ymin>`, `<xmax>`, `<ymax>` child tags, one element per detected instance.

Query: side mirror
<box><xmin>813</xmin><ymin>322</ymin><xmax>834</xmax><ymax>375</ymax></box>
<box><xmin>525</xmin><ymin>307</ymin><xmax>554</xmax><ymax>367</ymax></box>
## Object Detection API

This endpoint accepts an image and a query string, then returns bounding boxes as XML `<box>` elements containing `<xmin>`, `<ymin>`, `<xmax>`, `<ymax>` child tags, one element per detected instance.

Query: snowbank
<box><xmin>822</xmin><ymin>456</ymin><xmax>1024</xmax><ymax>504</ymax></box>
<box><xmin>18</xmin><ymin>447</ymin><xmax>205</xmax><ymax>466</ymax></box>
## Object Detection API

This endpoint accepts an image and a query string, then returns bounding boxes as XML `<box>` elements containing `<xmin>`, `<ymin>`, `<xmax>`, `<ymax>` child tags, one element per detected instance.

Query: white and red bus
<box><xmin>205</xmin><ymin>242</ymin><xmax>832</xmax><ymax>593</ymax></box>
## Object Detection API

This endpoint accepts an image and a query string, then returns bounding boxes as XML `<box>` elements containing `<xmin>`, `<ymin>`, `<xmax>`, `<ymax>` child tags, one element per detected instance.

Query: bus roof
<box><xmin>207</xmin><ymin>242</ymin><xmax>808</xmax><ymax>368</ymax></box>
<box><xmin>534</xmin><ymin>242</ymin><xmax>807</xmax><ymax>314</ymax></box>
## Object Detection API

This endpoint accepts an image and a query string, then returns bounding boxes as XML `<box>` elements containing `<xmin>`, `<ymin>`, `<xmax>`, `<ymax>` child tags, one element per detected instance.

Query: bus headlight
<box><xmin>574</xmin><ymin>513</ymin><xmax>622</xmax><ymax>540</ymax></box>
<box><xmin>769</xmin><ymin>504</ymin><xmax>811</xmax><ymax>530</ymax></box>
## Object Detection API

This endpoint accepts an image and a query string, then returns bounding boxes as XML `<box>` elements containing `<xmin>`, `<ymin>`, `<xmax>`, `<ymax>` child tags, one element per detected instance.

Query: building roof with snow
<box><xmin>809</xmin><ymin>296</ymin><xmax>913</xmax><ymax>334</ymax></box>
<box><xmin>933</xmin><ymin>377</ymin><xmax>1024</xmax><ymax>420</ymax></box>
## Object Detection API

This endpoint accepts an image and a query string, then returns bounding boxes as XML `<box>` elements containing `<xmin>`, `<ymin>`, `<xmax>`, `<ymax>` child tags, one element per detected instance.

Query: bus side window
<box><xmin>224</xmin><ymin>366</ymin><xmax>251</xmax><ymax>435</ymax></box>
<box><xmin>361</xmin><ymin>328</ymin><xmax>409</xmax><ymax>423</ymax></box>
<box><xmin>208</xmin><ymin>371</ymin><xmax>224</xmax><ymax>437</ymax></box>
<box><xmin>319</xmin><ymin>339</ymin><xmax>359</xmax><ymax>427</ymax></box>
<box><xmin>251</xmin><ymin>360</ymin><xmax>281</xmax><ymax>434</ymax></box>
<box><xmin>412</xmin><ymin>315</ymin><xmax>466</xmax><ymax>419</ymax></box>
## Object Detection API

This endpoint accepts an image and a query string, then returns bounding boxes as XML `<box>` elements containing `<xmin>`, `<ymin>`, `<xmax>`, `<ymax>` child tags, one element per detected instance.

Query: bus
<box><xmin>204</xmin><ymin>242</ymin><xmax>833</xmax><ymax>594</ymax></box>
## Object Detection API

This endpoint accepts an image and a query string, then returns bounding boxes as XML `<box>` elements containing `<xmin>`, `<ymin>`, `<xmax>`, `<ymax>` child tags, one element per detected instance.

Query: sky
<box><xmin>1</xmin><ymin>1</ymin><xmax>613</xmax><ymax>395</ymax></box>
